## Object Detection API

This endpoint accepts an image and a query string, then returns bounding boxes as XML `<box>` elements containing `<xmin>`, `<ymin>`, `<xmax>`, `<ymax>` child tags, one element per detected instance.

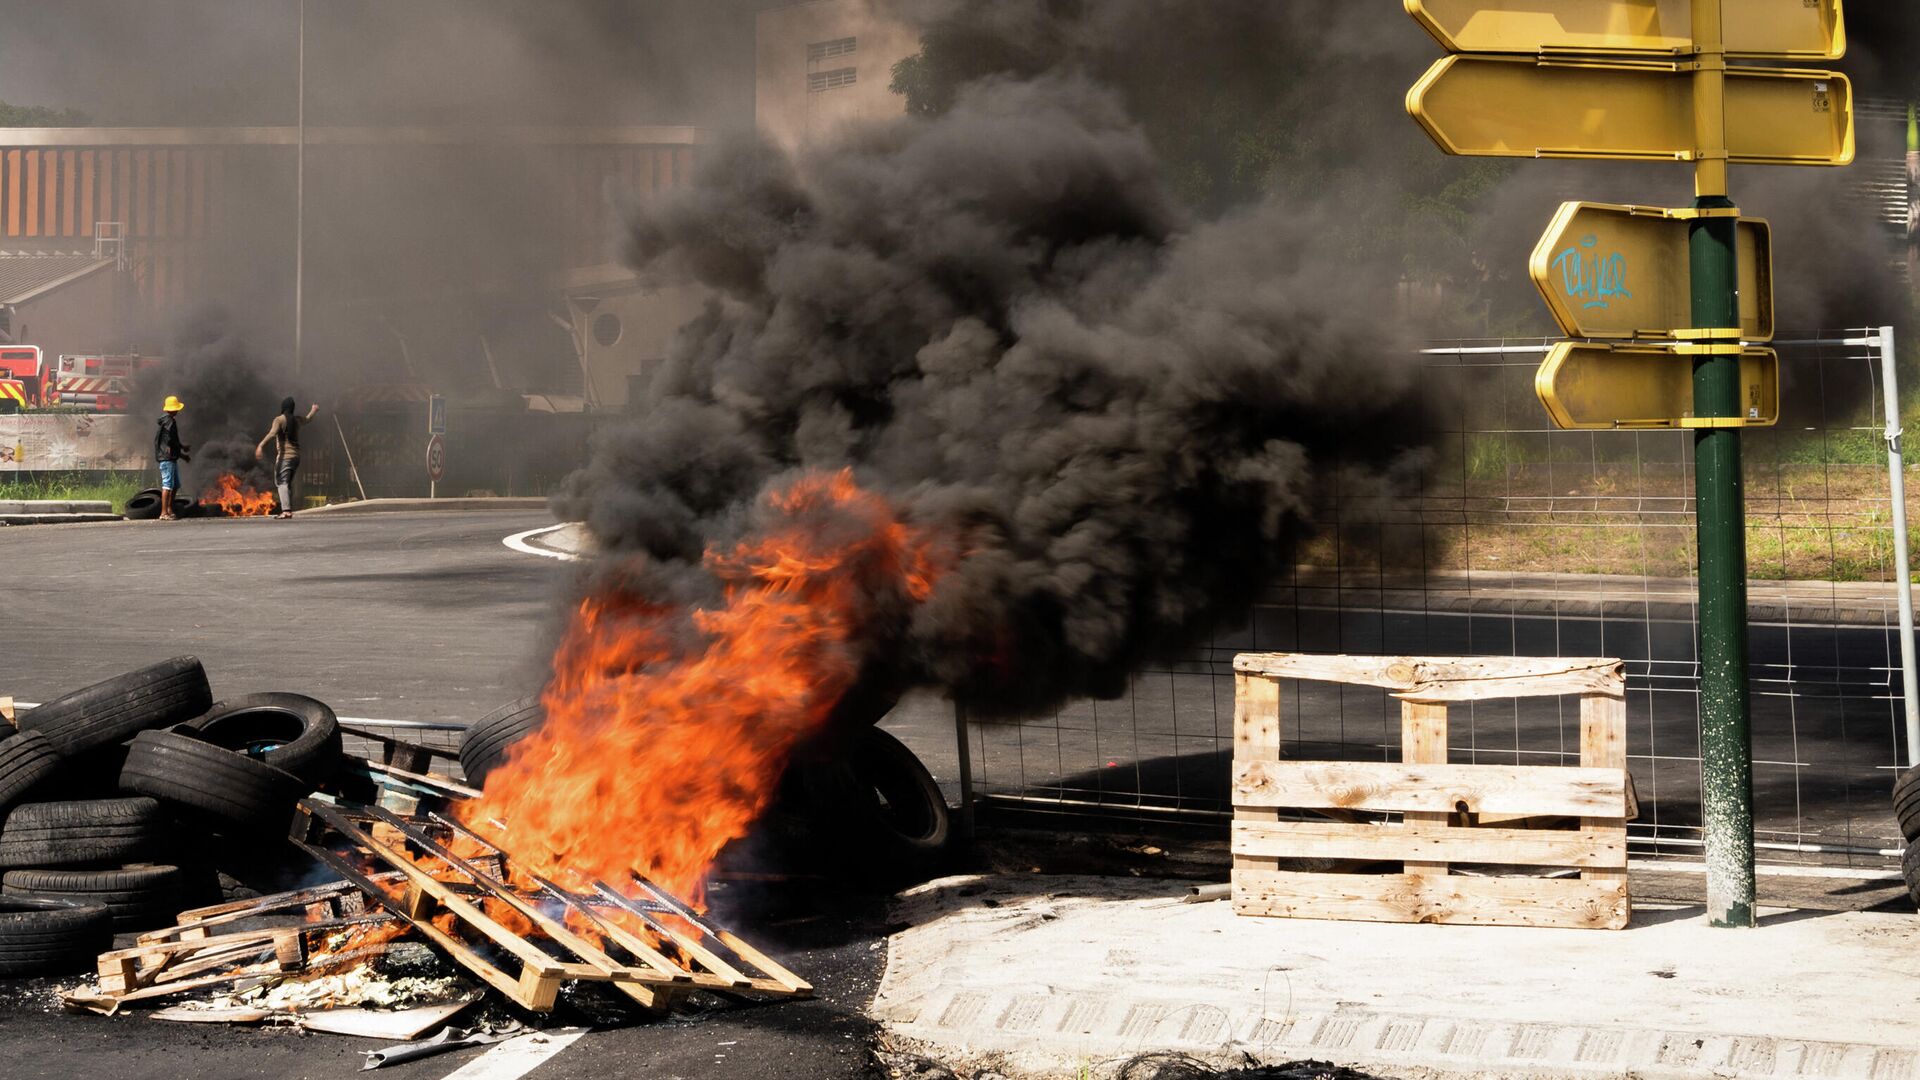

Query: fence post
<box><xmin>1880</xmin><ymin>326</ymin><xmax>1920</xmax><ymax>768</ymax></box>
<box><xmin>952</xmin><ymin>700</ymin><xmax>975</xmax><ymax>840</ymax></box>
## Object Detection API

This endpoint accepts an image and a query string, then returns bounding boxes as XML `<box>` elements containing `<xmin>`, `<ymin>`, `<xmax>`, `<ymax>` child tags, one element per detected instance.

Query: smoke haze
<box><xmin>554</xmin><ymin>0</ymin><xmax>1918</xmax><ymax>715</ymax></box>
<box><xmin>562</xmin><ymin>67</ymin><xmax>1436</xmax><ymax>714</ymax></box>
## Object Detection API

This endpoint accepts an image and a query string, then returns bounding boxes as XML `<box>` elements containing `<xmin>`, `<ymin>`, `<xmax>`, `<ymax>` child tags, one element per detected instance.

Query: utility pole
<box><xmin>294</xmin><ymin>0</ymin><xmax>306</xmax><ymax>379</ymax></box>
<box><xmin>1686</xmin><ymin>0</ymin><xmax>1756</xmax><ymax>929</ymax></box>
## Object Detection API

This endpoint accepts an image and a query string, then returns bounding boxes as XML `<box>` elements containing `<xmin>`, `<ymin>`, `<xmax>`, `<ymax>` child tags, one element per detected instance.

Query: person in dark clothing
<box><xmin>154</xmin><ymin>395</ymin><xmax>190</xmax><ymax>521</ymax></box>
<box><xmin>256</xmin><ymin>396</ymin><xmax>319</xmax><ymax>519</ymax></box>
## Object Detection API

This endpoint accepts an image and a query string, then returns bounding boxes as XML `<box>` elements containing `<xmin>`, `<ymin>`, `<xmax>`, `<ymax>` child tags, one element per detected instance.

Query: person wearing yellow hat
<box><xmin>155</xmin><ymin>395</ymin><xmax>191</xmax><ymax>521</ymax></box>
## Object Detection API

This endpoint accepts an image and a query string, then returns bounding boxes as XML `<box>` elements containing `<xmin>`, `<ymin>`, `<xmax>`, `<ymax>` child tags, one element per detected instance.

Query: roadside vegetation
<box><xmin>0</xmin><ymin>472</ymin><xmax>148</xmax><ymax>514</ymax></box>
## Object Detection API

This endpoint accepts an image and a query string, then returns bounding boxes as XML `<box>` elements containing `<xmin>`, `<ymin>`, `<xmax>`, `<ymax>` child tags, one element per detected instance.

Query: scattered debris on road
<box><xmin>1</xmin><ymin>656</ymin><xmax>815</xmax><ymax>1051</ymax></box>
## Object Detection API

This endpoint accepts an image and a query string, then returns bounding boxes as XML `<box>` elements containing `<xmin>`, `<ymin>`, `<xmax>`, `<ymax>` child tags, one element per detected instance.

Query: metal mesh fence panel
<box><xmin>965</xmin><ymin>333</ymin><xmax>1912</xmax><ymax>867</ymax></box>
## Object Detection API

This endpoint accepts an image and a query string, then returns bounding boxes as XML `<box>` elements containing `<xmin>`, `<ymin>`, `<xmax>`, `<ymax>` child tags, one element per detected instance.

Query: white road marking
<box><xmin>503</xmin><ymin>523</ymin><xmax>580</xmax><ymax>562</ymax></box>
<box><xmin>439</xmin><ymin>1028</ymin><xmax>588</xmax><ymax>1080</ymax></box>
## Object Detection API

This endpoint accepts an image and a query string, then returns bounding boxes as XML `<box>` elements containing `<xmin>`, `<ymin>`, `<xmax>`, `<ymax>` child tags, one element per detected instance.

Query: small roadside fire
<box><xmin>205</xmin><ymin>473</ymin><xmax>277</xmax><ymax>517</ymax></box>
<box><xmin>465</xmin><ymin>470</ymin><xmax>945</xmax><ymax>907</ymax></box>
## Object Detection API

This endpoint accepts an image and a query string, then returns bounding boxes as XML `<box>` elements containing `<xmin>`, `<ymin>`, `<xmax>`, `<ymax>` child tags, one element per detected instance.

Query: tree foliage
<box><xmin>0</xmin><ymin>101</ymin><xmax>91</xmax><ymax>127</ymax></box>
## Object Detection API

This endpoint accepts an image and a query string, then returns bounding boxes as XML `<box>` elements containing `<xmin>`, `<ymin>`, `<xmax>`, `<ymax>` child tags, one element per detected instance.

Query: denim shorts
<box><xmin>158</xmin><ymin>460</ymin><xmax>179</xmax><ymax>491</ymax></box>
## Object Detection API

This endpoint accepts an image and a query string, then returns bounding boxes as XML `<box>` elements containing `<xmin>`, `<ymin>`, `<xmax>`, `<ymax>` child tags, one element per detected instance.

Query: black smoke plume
<box><xmin>129</xmin><ymin>307</ymin><xmax>288</xmax><ymax>496</ymax></box>
<box><xmin>559</xmin><ymin>69</ymin><xmax>1434</xmax><ymax>716</ymax></box>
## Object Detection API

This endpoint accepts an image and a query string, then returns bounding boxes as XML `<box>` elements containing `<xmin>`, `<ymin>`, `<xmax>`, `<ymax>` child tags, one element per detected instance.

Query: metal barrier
<box><xmin>964</xmin><ymin>330</ymin><xmax>1916</xmax><ymax>868</ymax></box>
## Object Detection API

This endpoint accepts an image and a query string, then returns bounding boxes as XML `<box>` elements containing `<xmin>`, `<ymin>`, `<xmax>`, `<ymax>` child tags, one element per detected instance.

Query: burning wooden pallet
<box><xmin>292</xmin><ymin>799</ymin><xmax>813</xmax><ymax>1013</ymax></box>
<box><xmin>66</xmin><ymin>881</ymin><xmax>401</xmax><ymax>1013</ymax></box>
<box><xmin>1230</xmin><ymin>653</ymin><xmax>1632</xmax><ymax>930</ymax></box>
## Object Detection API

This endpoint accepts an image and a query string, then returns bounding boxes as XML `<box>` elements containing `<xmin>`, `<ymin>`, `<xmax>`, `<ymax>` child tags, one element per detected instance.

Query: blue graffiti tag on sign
<box><xmin>1551</xmin><ymin>233</ymin><xmax>1631</xmax><ymax>310</ymax></box>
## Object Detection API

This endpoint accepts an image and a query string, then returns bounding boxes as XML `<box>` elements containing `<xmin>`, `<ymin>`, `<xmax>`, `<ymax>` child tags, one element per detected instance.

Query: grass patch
<box><xmin>0</xmin><ymin>472</ymin><xmax>149</xmax><ymax>514</ymax></box>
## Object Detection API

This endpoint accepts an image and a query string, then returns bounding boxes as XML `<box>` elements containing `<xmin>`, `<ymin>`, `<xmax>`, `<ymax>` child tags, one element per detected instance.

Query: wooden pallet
<box><xmin>66</xmin><ymin>886</ymin><xmax>403</xmax><ymax>1013</ymax></box>
<box><xmin>1230</xmin><ymin>653</ymin><xmax>1632</xmax><ymax>930</ymax></box>
<box><xmin>137</xmin><ymin>877</ymin><xmax>390</xmax><ymax>947</ymax></box>
<box><xmin>293</xmin><ymin>799</ymin><xmax>813</xmax><ymax>1013</ymax></box>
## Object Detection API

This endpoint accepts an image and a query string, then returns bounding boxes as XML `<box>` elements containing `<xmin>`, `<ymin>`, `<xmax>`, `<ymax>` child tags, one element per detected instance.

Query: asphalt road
<box><xmin>0</xmin><ymin>510</ymin><xmax>1903</xmax><ymax>1079</ymax></box>
<box><xmin>0</xmin><ymin>894</ymin><xmax>890</xmax><ymax>1080</ymax></box>
<box><xmin>2</xmin><ymin>512</ymin><xmax>566</xmax><ymax>724</ymax></box>
<box><xmin>0</xmin><ymin>511</ymin><xmax>925</xmax><ymax>1080</ymax></box>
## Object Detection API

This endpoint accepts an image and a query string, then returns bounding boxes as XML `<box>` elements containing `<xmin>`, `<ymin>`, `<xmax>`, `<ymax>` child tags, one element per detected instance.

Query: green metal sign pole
<box><xmin>1690</xmin><ymin>198</ymin><xmax>1757</xmax><ymax>928</ymax></box>
<box><xmin>1690</xmin><ymin>0</ymin><xmax>1758</xmax><ymax>929</ymax></box>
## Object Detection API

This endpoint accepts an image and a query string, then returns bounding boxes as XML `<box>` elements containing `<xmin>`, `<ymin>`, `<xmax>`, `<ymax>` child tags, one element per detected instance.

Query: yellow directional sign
<box><xmin>1535</xmin><ymin>342</ymin><xmax>1779</xmax><ymax>429</ymax></box>
<box><xmin>1406</xmin><ymin>0</ymin><xmax>1846</xmax><ymax>61</ymax></box>
<box><xmin>1408</xmin><ymin>56</ymin><xmax>1854</xmax><ymax>165</ymax></box>
<box><xmin>1531</xmin><ymin>202</ymin><xmax>1772</xmax><ymax>341</ymax></box>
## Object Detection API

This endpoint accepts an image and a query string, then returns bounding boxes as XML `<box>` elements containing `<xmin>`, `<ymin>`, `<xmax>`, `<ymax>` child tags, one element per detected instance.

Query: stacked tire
<box><xmin>0</xmin><ymin>659</ymin><xmax>345</xmax><ymax>975</ymax></box>
<box><xmin>1895</xmin><ymin>765</ymin><xmax>1920</xmax><ymax>906</ymax></box>
<box><xmin>0</xmin><ymin>658</ymin><xmax>213</xmax><ymax>973</ymax></box>
<box><xmin>125</xmin><ymin>692</ymin><xmax>341</xmax><ymax>899</ymax></box>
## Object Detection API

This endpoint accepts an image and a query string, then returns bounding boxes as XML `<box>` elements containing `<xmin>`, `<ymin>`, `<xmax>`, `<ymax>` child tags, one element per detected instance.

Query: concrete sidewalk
<box><xmin>873</xmin><ymin>874</ymin><xmax>1920</xmax><ymax>1080</ymax></box>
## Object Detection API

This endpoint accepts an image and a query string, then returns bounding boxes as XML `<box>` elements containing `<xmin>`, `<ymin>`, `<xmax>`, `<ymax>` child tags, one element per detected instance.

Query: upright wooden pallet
<box><xmin>1231</xmin><ymin>654</ymin><xmax>1631</xmax><ymax>930</ymax></box>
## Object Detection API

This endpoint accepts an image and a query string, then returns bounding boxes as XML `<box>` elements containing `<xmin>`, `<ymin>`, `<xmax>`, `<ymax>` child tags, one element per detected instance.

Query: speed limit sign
<box><xmin>426</xmin><ymin>433</ymin><xmax>446</xmax><ymax>485</ymax></box>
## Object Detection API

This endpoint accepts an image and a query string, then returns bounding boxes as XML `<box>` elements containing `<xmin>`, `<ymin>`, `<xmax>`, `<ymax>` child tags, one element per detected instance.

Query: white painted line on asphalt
<box><xmin>503</xmin><ymin>523</ymin><xmax>580</xmax><ymax>563</ymax></box>
<box><xmin>439</xmin><ymin>1028</ymin><xmax>588</xmax><ymax>1080</ymax></box>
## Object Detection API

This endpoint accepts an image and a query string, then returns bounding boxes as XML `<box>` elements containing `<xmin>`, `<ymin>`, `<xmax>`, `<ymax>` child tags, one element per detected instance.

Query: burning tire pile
<box><xmin>0</xmin><ymin>657</ymin><xmax>340</xmax><ymax>975</ymax></box>
<box><xmin>121</xmin><ymin>475</ymin><xmax>278</xmax><ymax>521</ymax></box>
<box><xmin>455</xmin><ymin>697</ymin><xmax>955</xmax><ymax>888</ymax></box>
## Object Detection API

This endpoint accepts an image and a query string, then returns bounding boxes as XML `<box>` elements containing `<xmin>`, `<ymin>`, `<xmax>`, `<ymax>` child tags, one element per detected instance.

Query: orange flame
<box><xmin>207</xmin><ymin>473</ymin><xmax>277</xmax><ymax>517</ymax></box>
<box><xmin>463</xmin><ymin>470</ymin><xmax>942</xmax><ymax>907</ymax></box>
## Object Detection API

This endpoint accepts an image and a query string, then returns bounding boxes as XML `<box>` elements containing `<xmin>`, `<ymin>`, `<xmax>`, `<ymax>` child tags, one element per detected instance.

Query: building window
<box><xmin>807</xmin><ymin>37</ymin><xmax>857</xmax><ymax>62</ymax></box>
<box><xmin>593</xmin><ymin>313</ymin><xmax>623</xmax><ymax>348</ymax></box>
<box><xmin>807</xmin><ymin>67</ymin><xmax>858</xmax><ymax>93</ymax></box>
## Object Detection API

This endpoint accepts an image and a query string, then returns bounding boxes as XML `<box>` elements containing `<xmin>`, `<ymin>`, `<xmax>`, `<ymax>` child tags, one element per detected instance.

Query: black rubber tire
<box><xmin>176</xmin><ymin>845</ymin><xmax>329</xmax><ymax>905</ymax></box>
<box><xmin>1904</xmin><ymin>840</ymin><xmax>1920</xmax><ymax>908</ymax></box>
<box><xmin>4</xmin><ymin>864</ymin><xmax>183</xmax><ymax>932</ymax></box>
<box><xmin>0</xmin><ymin>797</ymin><xmax>166</xmax><ymax>869</ymax></box>
<box><xmin>458</xmin><ymin>696</ymin><xmax>544</xmax><ymax>787</ymax></box>
<box><xmin>0</xmin><ymin>732</ymin><xmax>63</xmax><ymax>816</ymax></box>
<box><xmin>803</xmin><ymin>728</ymin><xmax>952</xmax><ymax>885</ymax></box>
<box><xmin>54</xmin><ymin>741</ymin><xmax>136</xmax><ymax>799</ymax></box>
<box><xmin>187</xmin><ymin>693</ymin><xmax>343</xmax><ymax>787</ymax></box>
<box><xmin>119</xmin><ymin>728</ymin><xmax>310</xmax><ymax>835</ymax></box>
<box><xmin>122</xmin><ymin>489</ymin><xmax>162</xmax><ymax>521</ymax></box>
<box><xmin>1894</xmin><ymin>765</ymin><xmax>1920</xmax><ymax>842</ymax></box>
<box><xmin>18</xmin><ymin>657</ymin><xmax>214</xmax><ymax>757</ymax></box>
<box><xmin>0</xmin><ymin>895</ymin><xmax>112</xmax><ymax>976</ymax></box>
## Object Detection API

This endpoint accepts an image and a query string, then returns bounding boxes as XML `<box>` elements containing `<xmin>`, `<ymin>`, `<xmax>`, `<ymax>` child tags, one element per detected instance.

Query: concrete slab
<box><xmin>873</xmin><ymin>875</ymin><xmax>1920</xmax><ymax>1079</ymax></box>
<box><xmin>0</xmin><ymin>500</ymin><xmax>113</xmax><ymax>514</ymax></box>
<box><xmin>0</xmin><ymin>512</ymin><xmax>122</xmax><ymax>525</ymax></box>
<box><xmin>303</xmin><ymin>496</ymin><xmax>550</xmax><ymax>514</ymax></box>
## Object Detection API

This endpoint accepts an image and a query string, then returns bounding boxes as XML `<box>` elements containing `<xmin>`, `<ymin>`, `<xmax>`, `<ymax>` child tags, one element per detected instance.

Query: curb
<box><xmin>503</xmin><ymin>522</ymin><xmax>592</xmax><ymax>562</ymax></box>
<box><xmin>302</xmin><ymin>497</ymin><xmax>552</xmax><ymax>515</ymax></box>
<box><xmin>0</xmin><ymin>500</ymin><xmax>113</xmax><ymax>515</ymax></box>
<box><xmin>0</xmin><ymin>514</ymin><xmax>124</xmax><ymax>526</ymax></box>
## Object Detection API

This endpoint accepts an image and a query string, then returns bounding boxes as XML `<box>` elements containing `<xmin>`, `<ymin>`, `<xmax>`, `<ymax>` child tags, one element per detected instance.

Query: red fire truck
<box><xmin>54</xmin><ymin>354</ymin><xmax>163</xmax><ymax>413</ymax></box>
<box><xmin>0</xmin><ymin>346</ymin><xmax>49</xmax><ymax>409</ymax></box>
